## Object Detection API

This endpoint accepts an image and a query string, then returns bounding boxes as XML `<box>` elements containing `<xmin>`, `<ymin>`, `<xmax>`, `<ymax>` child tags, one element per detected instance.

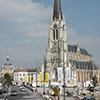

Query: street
<box><xmin>5</xmin><ymin>86</ymin><xmax>41</xmax><ymax>100</ymax></box>
<box><xmin>0</xmin><ymin>85</ymin><xmax>100</xmax><ymax>100</ymax></box>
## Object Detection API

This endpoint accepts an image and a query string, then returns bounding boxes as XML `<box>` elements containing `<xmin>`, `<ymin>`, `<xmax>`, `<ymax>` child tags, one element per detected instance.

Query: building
<box><xmin>27</xmin><ymin>69</ymin><xmax>37</xmax><ymax>76</ymax></box>
<box><xmin>1</xmin><ymin>56</ymin><xmax>14</xmax><ymax>78</ymax></box>
<box><xmin>14</xmin><ymin>69</ymin><xmax>28</xmax><ymax>84</ymax></box>
<box><xmin>43</xmin><ymin>0</ymin><xmax>100</xmax><ymax>86</ymax></box>
<box><xmin>68</xmin><ymin>44</ymin><xmax>99</xmax><ymax>85</ymax></box>
<box><xmin>14</xmin><ymin>69</ymin><xmax>37</xmax><ymax>84</ymax></box>
<box><xmin>46</xmin><ymin>0</ymin><xmax>68</xmax><ymax>82</ymax></box>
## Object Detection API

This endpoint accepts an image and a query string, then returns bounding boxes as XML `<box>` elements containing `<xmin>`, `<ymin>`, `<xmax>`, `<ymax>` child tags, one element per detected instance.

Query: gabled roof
<box><xmin>68</xmin><ymin>44</ymin><xmax>92</xmax><ymax>56</ymax></box>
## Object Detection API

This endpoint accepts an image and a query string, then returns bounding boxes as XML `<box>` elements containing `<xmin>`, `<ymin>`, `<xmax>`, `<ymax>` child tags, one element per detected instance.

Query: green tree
<box><xmin>92</xmin><ymin>75</ymin><xmax>98</xmax><ymax>87</ymax></box>
<box><xmin>4</xmin><ymin>73</ymin><xmax>13</xmax><ymax>86</ymax></box>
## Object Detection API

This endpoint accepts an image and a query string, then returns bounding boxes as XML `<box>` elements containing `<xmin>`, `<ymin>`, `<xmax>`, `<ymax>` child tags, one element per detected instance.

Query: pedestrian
<box><xmin>54</xmin><ymin>85</ymin><xmax>60</xmax><ymax>99</ymax></box>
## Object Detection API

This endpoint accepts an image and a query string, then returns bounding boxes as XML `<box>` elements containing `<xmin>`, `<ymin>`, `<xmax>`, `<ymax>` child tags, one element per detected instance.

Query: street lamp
<box><xmin>63</xmin><ymin>40</ymin><xmax>66</xmax><ymax>100</ymax></box>
<box><xmin>36</xmin><ymin>61</ymin><xmax>37</xmax><ymax>92</ymax></box>
<box><xmin>43</xmin><ymin>57</ymin><xmax>46</xmax><ymax>95</ymax></box>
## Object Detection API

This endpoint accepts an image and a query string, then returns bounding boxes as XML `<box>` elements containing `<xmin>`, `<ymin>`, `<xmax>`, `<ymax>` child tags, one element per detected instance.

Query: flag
<box><xmin>26</xmin><ymin>76</ymin><xmax>28</xmax><ymax>82</ymax></box>
<box><xmin>21</xmin><ymin>78</ymin><xmax>23</xmax><ymax>82</ymax></box>
<box><xmin>38</xmin><ymin>74</ymin><xmax>40</xmax><ymax>83</ymax></box>
<box><xmin>37</xmin><ymin>74</ymin><xmax>40</xmax><ymax>85</ymax></box>
<box><xmin>32</xmin><ymin>75</ymin><xmax>34</xmax><ymax>82</ymax></box>
<box><xmin>34</xmin><ymin>74</ymin><xmax>36</xmax><ymax>83</ymax></box>
<box><xmin>40</xmin><ymin>73</ymin><xmax>43</xmax><ymax>84</ymax></box>
<box><xmin>45</xmin><ymin>73</ymin><xmax>49</xmax><ymax>84</ymax></box>
<box><xmin>24</xmin><ymin>77</ymin><xmax>26</xmax><ymax>82</ymax></box>
<box><xmin>29</xmin><ymin>75</ymin><xmax>31</xmax><ymax>83</ymax></box>
<box><xmin>66</xmin><ymin>67</ymin><xmax>71</xmax><ymax>85</ymax></box>
<box><xmin>57</xmin><ymin>68</ymin><xmax>62</xmax><ymax>85</ymax></box>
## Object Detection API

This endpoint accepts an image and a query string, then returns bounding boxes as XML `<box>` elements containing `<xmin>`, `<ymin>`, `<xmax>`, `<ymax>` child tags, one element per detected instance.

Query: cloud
<box><xmin>67</xmin><ymin>28</ymin><xmax>100</xmax><ymax>66</ymax></box>
<box><xmin>12</xmin><ymin>22</ymin><xmax>49</xmax><ymax>38</ymax></box>
<box><xmin>0</xmin><ymin>34</ymin><xmax>7</xmax><ymax>38</ymax></box>
<box><xmin>67</xmin><ymin>28</ymin><xmax>76</xmax><ymax>37</ymax></box>
<box><xmin>0</xmin><ymin>0</ymin><xmax>52</xmax><ymax>38</ymax></box>
<box><xmin>87</xmin><ymin>26</ymin><xmax>89</xmax><ymax>30</ymax></box>
<box><xmin>0</xmin><ymin>0</ymin><xmax>100</xmax><ymax>68</ymax></box>
<box><xmin>67</xmin><ymin>28</ymin><xmax>100</xmax><ymax>46</ymax></box>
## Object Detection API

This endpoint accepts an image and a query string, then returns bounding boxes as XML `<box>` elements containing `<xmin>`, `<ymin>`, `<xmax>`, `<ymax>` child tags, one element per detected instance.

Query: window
<box><xmin>53</xmin><ymin>30</ymin><xmax>55</xmax><ymax>40</ymax></box>
<box><xmin>56</xmin><ymin>30</ymin><xmax>58</xmax><ymax>39</ymax></box>
<box><xmin>23</xmin><ymin>73</ymin><xmax>25</xmax><ymax>76</ymax></box>
<box><xmin>63</xmin><ymin>25</ymin><xmax>65</xmax><ymax>31</ymax></box>
<box><xmin>53</xmin><ymin>29</ymin><xmax>58</xmax><ymax>40</ymax></box>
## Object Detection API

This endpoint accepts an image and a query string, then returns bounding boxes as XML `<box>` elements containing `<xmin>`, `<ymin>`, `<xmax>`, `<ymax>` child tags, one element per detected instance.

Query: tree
<box><xmin>4</xmin><ymin>73</ymin><xmax>13</xmax><ymax>86</ymax></box>
<box><xmin>92</xmin><ymin>75</ymin><xmax>98</xmax><ymax>87</ymax></box>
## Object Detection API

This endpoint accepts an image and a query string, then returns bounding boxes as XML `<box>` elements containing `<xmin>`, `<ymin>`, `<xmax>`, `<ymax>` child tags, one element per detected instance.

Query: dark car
<box><xmin>83</xmin><ymin>96</ymin><xmax>95</xmax><ymax>100</ymax></box>
<box><xmin>10</xmin><ymin>90</ymin><xmax>17</xmax><ymax>96</ymax></box>
<box><xmin>0</xmin><ymin>89</ymin><xmax>4</xmax><ymax>95</ymax></box>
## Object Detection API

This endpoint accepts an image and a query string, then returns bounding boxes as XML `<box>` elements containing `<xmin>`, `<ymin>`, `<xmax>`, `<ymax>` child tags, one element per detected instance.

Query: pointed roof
<box><xmin>68</xmin><ymin>44</ymin><xmax>92</xmax><ymax>56</ymax></box>
<box><xmin>53</xmin><ymin>0</ymin><xmax>63</xmax><ymax>19</ymax></box>
<box><xmin>4</xmin><ymin>56</ymin><xmax>12</xmax><ymax>66</ymax></box>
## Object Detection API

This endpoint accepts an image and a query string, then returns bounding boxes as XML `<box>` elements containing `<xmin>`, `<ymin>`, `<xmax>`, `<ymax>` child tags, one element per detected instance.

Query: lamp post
<box><xmin>36</xmin><ymin>61</ymin><xmax>37</xmax><ymax>92</ymax></box>
<box><xmin>63</xmin><ymin>40</ymin><xmax>65</xmax><ymax>100</ymax></box>
<box><xmin>43</xmin><ymin>57</ymin><xmax>46</xmax><ymax>95</ymax></box>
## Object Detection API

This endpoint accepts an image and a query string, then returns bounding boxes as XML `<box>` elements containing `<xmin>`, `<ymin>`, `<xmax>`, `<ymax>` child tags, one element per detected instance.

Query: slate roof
<box><xmin>53</xmin><ymin>0</ymin><xmax>63</xmax><ymax>19</ymax></box>
<box><xmin>68</xmin><ymin>44</ymin><xmax>92</xmax><ymax>56</ymax></box>
<box><xmin>69</xmin><ymin>60</ymin><xmax>98</xmax><ymax>70</ymax></box>
<box><xmin>3</xmin><ymin>56</ymin><xmax>12</xmax><ymax>66</ymax></box>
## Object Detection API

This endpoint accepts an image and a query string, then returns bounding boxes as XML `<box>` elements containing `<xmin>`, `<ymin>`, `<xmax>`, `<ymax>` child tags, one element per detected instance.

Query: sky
<box><xmin>0</xmin><ymin>0</ymin><xmax>100</xmax><ymax>69</ymax></box>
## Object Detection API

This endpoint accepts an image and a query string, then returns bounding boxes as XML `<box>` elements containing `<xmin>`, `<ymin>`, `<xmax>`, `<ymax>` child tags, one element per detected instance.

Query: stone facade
<box><xmin>68</xmin><ymin>44</ymin><xmax>99</xmax><ymax>85</ymax></box>
<box><xmin>43</xmin><ymin>0</ymin><xmax>100</xmax><ymax>86</ymax></box>
<box><xmin>46</xmin><ymin>0</ymin><xmax>68</xmax><ymax>82</ymax></box>
<box><xmin>1</xmin><ymin>56</ymin><xmax>14</xmax><ymax>78</ymax></box>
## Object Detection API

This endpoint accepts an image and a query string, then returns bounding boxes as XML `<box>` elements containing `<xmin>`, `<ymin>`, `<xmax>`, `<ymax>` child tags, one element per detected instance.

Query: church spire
<box><xmin>53</xmin><ymin>0</ymin><xmax>63</xmax><ymax>20</ymax></box>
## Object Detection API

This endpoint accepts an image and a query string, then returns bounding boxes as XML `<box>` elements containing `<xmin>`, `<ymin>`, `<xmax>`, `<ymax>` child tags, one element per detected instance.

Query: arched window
<box><xmin>53</xmin><ymin>30</ymin><xmax>55</xmax><ymax>40</ymax></box>
<box><xmin>56</xmin><ymin>29</ymin><xmax>58</xmax><ymax>40</ymax></box>
<box><xmin>53</xmin><ymin>29</ymin><xmax>58</xmax><ymax>40</ymax></box>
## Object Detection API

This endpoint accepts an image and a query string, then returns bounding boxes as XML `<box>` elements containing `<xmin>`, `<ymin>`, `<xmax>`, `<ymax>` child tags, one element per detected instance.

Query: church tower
<box><xmin>46</xmin><ymin>0</ymin><xmax>68</xmax><ymax>82</ymax></box>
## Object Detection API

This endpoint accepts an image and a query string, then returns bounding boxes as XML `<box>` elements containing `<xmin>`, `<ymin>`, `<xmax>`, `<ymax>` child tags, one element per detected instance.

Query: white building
<box><xmin>14</xmin><ymin>69</ymin><xmax>28</xmax><ymax>84</ymax></box>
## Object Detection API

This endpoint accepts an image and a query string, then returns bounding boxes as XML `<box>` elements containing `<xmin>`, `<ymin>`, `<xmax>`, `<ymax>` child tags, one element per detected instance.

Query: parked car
<box><xmin>20</xmin><ymin>88</ymin><xmax>26</xmax><ymax>92</ymax></box>
<box><xmin>19</xmin><ymin>86</ymin><xmax>23</xmax><ymax>89</ymax></box>
<box><xmin>10</xmin><ymin>90</ymin><xmax>17</xmax><ymax>96</ymax></box>
<box><xmin>0</xmin><ymin>89</ymin><xmax>4</xmax><ymax>95</ymax></box>
<box><xmin>77</xmin><ymin>94</ymin><xmax>86</xmax><ymax>100</ymax></box>
<box><xmin>94</xmin><ymin>89</ymin><xmax>99</xmax><ymax>94</ymax></box>
<box><xmin>83</xmin><ymin>96</ymin><xmax>95</xmax><ymax>100</ymax></box>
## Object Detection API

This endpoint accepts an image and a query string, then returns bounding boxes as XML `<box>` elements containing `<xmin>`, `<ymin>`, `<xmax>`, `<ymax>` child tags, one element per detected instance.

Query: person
<box><xmin>54</xmin><ymin>85</ymin><xmax>59</xmax><ymax>96</ymax></box>
<box><xmin>54</xmin><ymin>85</ymin><xmax>60</xmax><ymax>100</ymax></box>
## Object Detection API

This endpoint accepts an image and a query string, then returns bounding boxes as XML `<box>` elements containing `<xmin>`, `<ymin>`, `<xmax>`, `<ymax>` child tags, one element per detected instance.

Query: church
<box><xmin>0</xmin><ymin>56</ymin><xmax>15</xmax><ymax>78</ymax></box>
<box><xmin>39</xmin><ymin>0</ymin><xmax>100</xmax><ymax>86</ymax></box>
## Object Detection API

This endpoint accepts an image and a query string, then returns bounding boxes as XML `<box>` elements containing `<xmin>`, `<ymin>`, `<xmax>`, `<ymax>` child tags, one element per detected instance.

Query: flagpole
<box><xmin>63</xmin><ymin>40</ymin><xmax>65</xmax><ymax>100</ymax></box>
<box><xmin>36</xmin><ymin>61</ymin><xmax>37</xmax><ymax>92</ymax></box>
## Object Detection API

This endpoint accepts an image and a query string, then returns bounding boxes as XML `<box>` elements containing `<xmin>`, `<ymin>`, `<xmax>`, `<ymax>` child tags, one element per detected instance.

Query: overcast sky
<box><xmin>0</xmin><ymin>0</ymin><xmax>100</xmax><ymax>69</ymax></box>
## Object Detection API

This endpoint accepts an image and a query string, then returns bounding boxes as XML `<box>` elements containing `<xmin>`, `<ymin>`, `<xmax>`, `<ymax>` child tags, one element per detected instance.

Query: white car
<box><xmin>19</xmin><ymin>86</ymin><xmax>23</xmax><ymax>89</ymax></box>
<box><xmin>20</xmin><ymin>88</ymin><xmax>26</xmax><ymax>92</ymax></box>
<box><xmin>10</xmin><ymin>90</ymin><xmax>17</xmax><ymax>96</ymax></box>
